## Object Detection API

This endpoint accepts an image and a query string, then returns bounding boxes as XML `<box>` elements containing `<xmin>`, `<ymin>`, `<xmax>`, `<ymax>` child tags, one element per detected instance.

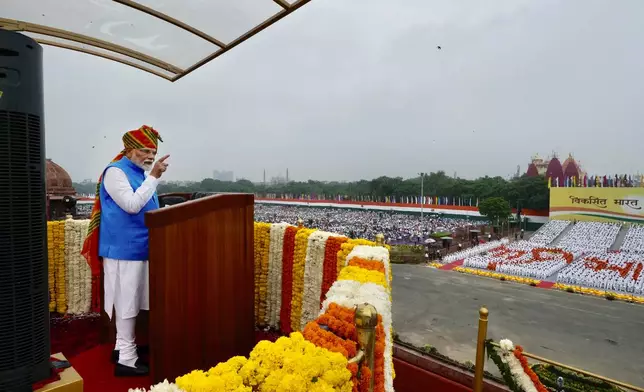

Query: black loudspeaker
<box><xmin>0</xmin><ymin>30</ymin><xmax>51</xmax><ymax>390</ymax></box>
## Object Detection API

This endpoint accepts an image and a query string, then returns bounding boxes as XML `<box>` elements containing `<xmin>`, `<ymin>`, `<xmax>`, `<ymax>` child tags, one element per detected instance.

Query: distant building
<box><xmin>525</xmin><ymin>153</ymin><xmax>586</xmax><ymax>184</ymax></box>
<box><xmin>46</xmin><ymin>159</ymin><xmax>78</xmax><ymax>220</ymax></box>
<box><xmin>270</xmin><ymin>175</ymin><xmax>287</xmax><ymax>185</ymax></box>
<box><xmin>213</xmin><ymin>170</ymin><xmax>234</xmax><ymax>182</ymax></box>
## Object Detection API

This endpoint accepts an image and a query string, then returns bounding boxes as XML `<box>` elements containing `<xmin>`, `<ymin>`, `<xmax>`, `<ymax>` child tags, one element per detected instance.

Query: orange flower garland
<box><xmin>513</xmin><ymin>345</ymin><xmax>549</xmax><ymax>392</ymax></box>
<box><xmin>373</xmin><ymin>316</ymin><xmax>386</xmax><ymax>392</ymax></box>
<box><xmin>302</xmin><ymin>320</ymin><xmax>357</xmax><ymax>358</ymax></box>
<box><xmin>348</xmin><ymin>257</ymin><xmax>386</xmax><ymax>274</ymax></box>
<box><xmin>337</xmin><ymin>239</ymin><xmax>377</xmax><ymax>274</ymax></box>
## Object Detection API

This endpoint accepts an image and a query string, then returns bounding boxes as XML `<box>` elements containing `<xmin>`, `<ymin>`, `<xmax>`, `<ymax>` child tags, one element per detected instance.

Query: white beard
<box><xmin>133</xmin><ymin>160</ymin><xmax>153</xmax><ymax>172</ymax></box>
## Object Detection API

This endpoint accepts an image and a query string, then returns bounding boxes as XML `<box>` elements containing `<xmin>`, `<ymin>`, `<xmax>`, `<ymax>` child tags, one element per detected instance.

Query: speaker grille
<box><xmin>0</xmin><ymin>110</ymin><xmax>50</xmax><ymax>389</ymax></box>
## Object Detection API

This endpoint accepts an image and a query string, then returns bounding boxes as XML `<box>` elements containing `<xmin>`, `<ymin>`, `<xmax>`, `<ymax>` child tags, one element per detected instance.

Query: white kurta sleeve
<box><xmin>103</xmin><ymin>167</ymin><xmax>159</xmax><ymax>214</ymax></box>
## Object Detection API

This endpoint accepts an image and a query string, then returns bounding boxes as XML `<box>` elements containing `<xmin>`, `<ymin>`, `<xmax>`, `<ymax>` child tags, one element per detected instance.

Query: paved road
<box><xmin>392</xmin><ymin>264</ymin><xmax>644</xmax><ymax>388</ymax></box>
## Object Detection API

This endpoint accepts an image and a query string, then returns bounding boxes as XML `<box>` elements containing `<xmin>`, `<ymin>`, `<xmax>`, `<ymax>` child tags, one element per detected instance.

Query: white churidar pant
<box><xmin>103</xmin><ymin>258</ymin><xmax>149</xmax><ymax>367</ymax></box>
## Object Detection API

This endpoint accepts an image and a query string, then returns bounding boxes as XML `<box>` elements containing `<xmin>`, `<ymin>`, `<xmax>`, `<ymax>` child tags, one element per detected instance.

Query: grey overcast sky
<box><xmin>12</xmin><ymin>0</ymin><xmax>644</xmax><ymax>182</ymax></box>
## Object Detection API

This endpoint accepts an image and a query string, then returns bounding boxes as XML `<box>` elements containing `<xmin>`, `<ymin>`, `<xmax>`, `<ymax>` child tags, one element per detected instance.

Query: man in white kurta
<box><xmin>86</xmin><ymin>125</ymin><xmax>168</xmax><ymax>377</ymax></box>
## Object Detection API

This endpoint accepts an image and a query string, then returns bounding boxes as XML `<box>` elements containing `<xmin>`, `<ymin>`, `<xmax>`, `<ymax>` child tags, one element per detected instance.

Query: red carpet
<box><xmin>440</xmin><ymin>260</ymin><xmax>464</xmax><ymax>271</ymax></box>
<box><xmin>536</xmin><ymin>281</ymin><xmax>555</xmax><ymax>289</ymax></box>
<box><xmin>51</xmin><ymin>323</ymin><xmax>283</xmax><ymax>392</ymax></box>
<box><xmin>69</xmin><ymin>344</ymin><xmax>151</xmax><ymax>392</ymax></box>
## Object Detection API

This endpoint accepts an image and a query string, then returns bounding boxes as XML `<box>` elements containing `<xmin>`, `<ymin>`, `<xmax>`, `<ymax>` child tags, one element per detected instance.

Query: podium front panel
<box><xmin>146</xmin><ymin>194</ymin><xmax>255</xmax><ymax>383</ymax></box>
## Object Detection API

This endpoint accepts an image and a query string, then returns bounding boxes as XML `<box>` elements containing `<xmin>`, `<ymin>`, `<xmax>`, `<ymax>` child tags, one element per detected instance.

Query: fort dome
<box><xmin>46</xmin><ymin>159</ymin><xmax>76</xmax><ymax>196</ymax></box>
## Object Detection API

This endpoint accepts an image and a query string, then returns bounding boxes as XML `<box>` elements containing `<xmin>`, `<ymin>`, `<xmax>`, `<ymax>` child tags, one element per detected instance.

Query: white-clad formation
<box><xmin>459</xmin><ymin>220</ymin><xmax>644</xmax><ymax>294</ymax></box>
<box><xmin>442</xmin><ymin>239</ymin><xmax>509</xmax><ymax>263</ymax></box>
<box><xmin>557</xmin><ymin>252</ymin><xmax>644</xmax><ymax>295</ymax></box>
<box><xmin>462</xmin><ymin>241</ymin><xmax>579</xmax><ymax>280</ymax></box>
<box><xmin>557</xmin><ymin>221</ymin><xmax>621</xmax><ymax>253</ymax></box>
<box><xmin>528</xmin><ymin>220</ymin><xmax>570</xmax><ymax>245</ymax></box>
<box><xmin>620</xmin><ymin>224</ymin><xmax>644</xmax><ymax>253</ymax></box>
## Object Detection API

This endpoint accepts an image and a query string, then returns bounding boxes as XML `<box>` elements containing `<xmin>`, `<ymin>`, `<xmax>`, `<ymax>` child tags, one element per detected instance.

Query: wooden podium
<box><xmin>145</xmin><ymin>193</ymin><xmax>255</xmax><ymax>383</ymax></box>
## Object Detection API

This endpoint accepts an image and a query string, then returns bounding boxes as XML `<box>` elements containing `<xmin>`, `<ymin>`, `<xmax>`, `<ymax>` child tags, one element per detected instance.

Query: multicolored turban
<box><xmin>81</xmin><ymin>125</ymin><xmax>163</xmax><ymax>312</ymax></box>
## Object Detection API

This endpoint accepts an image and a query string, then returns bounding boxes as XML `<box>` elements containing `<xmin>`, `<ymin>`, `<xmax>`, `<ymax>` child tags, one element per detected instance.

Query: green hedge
<box><xmin>390</xmin><ymin>245</ymin><xmax>425</xmax><ymax>264</ymax></box>
<box><xmin>532</xmin><ymin>364</ymin><xmax>624</xmax><ymax>392</ymax></box>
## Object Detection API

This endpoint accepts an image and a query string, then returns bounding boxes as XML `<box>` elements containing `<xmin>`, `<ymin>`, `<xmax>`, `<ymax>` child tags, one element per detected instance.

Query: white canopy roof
<box><xmin>1</xmin><ymin>0</ymin><xmax>310</xmax><ymax>81</ymax></box>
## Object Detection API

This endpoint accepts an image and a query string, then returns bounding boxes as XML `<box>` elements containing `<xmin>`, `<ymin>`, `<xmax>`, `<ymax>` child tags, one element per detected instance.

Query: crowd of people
<box><xmin>254</xmin><ymin>204</ymin><xmax>480</xmax><ymax>244</ymax></box>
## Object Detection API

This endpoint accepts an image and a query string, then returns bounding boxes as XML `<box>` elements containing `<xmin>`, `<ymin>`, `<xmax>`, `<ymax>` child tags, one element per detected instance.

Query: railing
<box><xmin>473</xmin><ymin>307</ymin><xmax>644</xmax><ymax>392</ymax></box>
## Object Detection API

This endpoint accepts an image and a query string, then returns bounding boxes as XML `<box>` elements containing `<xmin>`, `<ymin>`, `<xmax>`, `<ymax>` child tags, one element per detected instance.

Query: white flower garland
<box><xmin>299</xmin><ymin>230</ymin><xmax>335</xmax><ymax>330</ymax></box>
<box><xmin>321</xmin><ymin>246</ymin><xmax>394</xmax><ymax>392</ymax></box>
<box><xmin>266</xmin><ymin>222</ymin><xmax>290</xmax><ymax>328</ymax></box>
<box><xmin>128</xmin><ymin>379</ymin><xmax>184</xmax><ymax>392</ymax></box>
<box><xmin>64</xmin><ymin>219</ymin><xmax>92</xmax><ymax>315</ymax></box>
<box><xmin>498</xmin><ymin>339</ymin><xmax>538</xmax><ymax>392</ymax></box>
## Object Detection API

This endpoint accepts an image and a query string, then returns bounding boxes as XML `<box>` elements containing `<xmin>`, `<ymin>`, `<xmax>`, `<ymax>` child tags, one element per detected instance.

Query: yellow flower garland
<box><xmin>175</xmin><ymin>332</ymin><xmax>352</xmax><ymax>392</ymax></box>
<box><xmin>47</xmin><ymin>222</ymin><xmax>56</xmax><ymax>312</ymax></box>
<box><xmin>337</xmin><ymin>266</ymin><xmax>387</xmax><ymax>287</ymax></box>
<box><xmin>553</xmin><ymin>283</ymin><xmax>644</xmax><ymax>304</ymax></box>
<box><xmin>146</xmin><ymin>237</ymin><xmax>396</xmax><ymax>392</ymax></box>
<box><xmin>290</xmin><ymin>228</ymin><xmax>316</xmax><ymax>332</ymax></box>
<box><xmin>453</xmin><ymin>266</ymin><xmax>540</xmax><ymax>286</ymax></box>
<box><xmin>336</xmin><ymin>239</ymin><xmax>376</xmax><ymax>274</ymax></box>
<box><xmin>52</xmin><ymin>221</ymin><xmax>67</xmax><ymax>314</ymax></box>
<box><xmin>254</xmin><ymin>223</ymin><xmax>271</xmax><ymax>324</ymax></box>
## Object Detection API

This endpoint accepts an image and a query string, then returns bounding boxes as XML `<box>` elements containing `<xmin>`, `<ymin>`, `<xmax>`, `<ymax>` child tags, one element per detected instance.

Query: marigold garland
<box><xmin>302</xmin><ymin>320</ymin><xmax>357</xmax><ymax>358</ymax></box>
<box><xmin>338</xmin><ymin>266</ymin><xmax>387</xmax><ymax>287</ymax></box>
<box><xmin>553</xmin><ymin>283</ymin><xmax>644</xmax><ymax>303</ymax></box>
<box><xmin>253</xmin><ymin>222</ymin><xmax>271</xmax><ymax>324</ymax></box>
<box><xmin>337</xmin><ymin>239</ymin><xmax>377</xmax><ymax>274</ymax></box>
<box><xmin>52</xmin><ymin>221</ymin><xmax>67</xmax><ymax>314</ymax></box>
<box><xmin>348</xmin><ymin>258</ymin><xmax>386</xmax><ymax>274</ymax></box>
<box><xmin>454</xmin><ymin>266</ymin><xmax>541</xmax><ymax>286</ymax></box>
<box><xmin>513</xmin><ymin>345</ymin><xmax>549</xmax><ymax>392</ymax></box>
<box><xmin>279</xmin><ymin>226</ymin><xmax>299</xmax><ymax>334</ymax></box>
<box><xmin>321</xmin><ymin>236</ymin><xmax>348</xmax><ymax>303</ymax></box>
<box><xmin>47</xmin><ymin>222</ymin><xmax>56</xmax><ymax>312</ymax></box>
<box><xmin>137</xmin><ymin>225</ymin><xmax>395</xmax><ymax>392</ymax></box>
<box><xmin>290</xmin><ymin>228</ymin><xmax>316</xmax><ymax>332</ymax></box>
<box><xmin>173</xmin><ymin>332</ymin><xmax>353</xmax><ymax>392</ymax></box>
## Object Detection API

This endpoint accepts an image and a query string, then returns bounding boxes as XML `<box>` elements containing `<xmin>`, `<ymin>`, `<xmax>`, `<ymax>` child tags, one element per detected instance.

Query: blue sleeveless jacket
<box><xmin>98</xmin><ymin>157</ymin><xmax>159</xmax><ymax>261</ymax></box>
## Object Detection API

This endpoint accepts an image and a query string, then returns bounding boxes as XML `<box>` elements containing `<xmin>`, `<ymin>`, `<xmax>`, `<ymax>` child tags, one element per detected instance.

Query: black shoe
<box><xmin>111</xmin><ymin>345</ymin><xmax>150</xmax><ymax>363</ymax></box>
<box><xmin>114</xmin><ymin>359</ymin><xmax>149</xmax><ymax>377</ymax></box>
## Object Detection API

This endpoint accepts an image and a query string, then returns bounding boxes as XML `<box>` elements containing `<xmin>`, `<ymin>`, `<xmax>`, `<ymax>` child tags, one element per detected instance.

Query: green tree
<box><xmin>73</xmin><ymin>173</ymin><xmax>551</xmax><ymax>210</ymax></box>
<box><xmin>478</xmin><ymin>197</ymin><xmax>512</xmax><ymax>224</ymax></box>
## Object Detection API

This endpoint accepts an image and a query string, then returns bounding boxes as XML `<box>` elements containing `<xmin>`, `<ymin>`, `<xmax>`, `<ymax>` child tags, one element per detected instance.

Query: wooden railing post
<box><xmin>473</xmin><ymin>307</ymin><xmax>489</xmax><ymax>392</ymax></box>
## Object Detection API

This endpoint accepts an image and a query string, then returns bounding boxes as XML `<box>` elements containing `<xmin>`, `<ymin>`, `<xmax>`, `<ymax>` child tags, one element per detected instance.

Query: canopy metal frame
<box><xmin>0</xmin><ymin>0</ymin><xmax>311</xmax><ymax>82</ymax></box>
